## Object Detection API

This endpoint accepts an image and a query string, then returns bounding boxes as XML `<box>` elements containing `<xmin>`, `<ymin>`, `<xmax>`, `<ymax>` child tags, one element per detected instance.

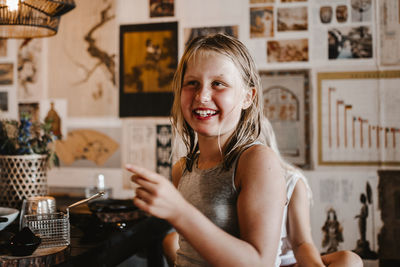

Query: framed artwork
<box><xmin>260</xmin><ymin>70</ymin><xmax>311</xmax><ymax>168</ymax></box>
<box><xmin>0</xmin><ymin>38</ymin><xmax>7</xmax><ymax>57</ymax></box>
<box><xmin>149</xmin><ymin>0</ymin><xmax>174</xmax><ymax>17</ymax></box>
<box><xmin>267</xmin><ymin>39</ymin><xmax>308</xmax><ymax>63</ymax></box>
<box><xmin>122</xmin><ymin>117</ymin><xmax>172</xmax><ymax>189</ymax></box>
<box><xmin>0</xmin><ymin>91</ymin><xmax>8</xmax><ymax>112</ymax></box>
<box><xmin>47</xmin><ymin>0</ymin><xmax>117</xmax><ymax>117</ymax></box>
<box><xmin>119</xmin><ymin>22</ymin><xmax>178</xmax><ymax>117</ymax></box>
<box><xmin>184</xmin><ymin>25</ymin><xmax>238</xmax><ymax>48</ymax></box>
<box><xmin>379</xmin><ymin>0</ymin><xmax>400</xmax><ymax>66</ymax></box>
<box><xmin>0</xmin><ymin>63</ymin><xmax>13</xmax><ymax>85</ymax></box>
<box><xmin>277</xmin><ymin>7</ymin><xmax>308</xmax><ymax>32</ymax></box>
<box><xmin>250</xmin><ymin>7</ymin><xmax>274</xmax><ymax>38</ymax></box>
<box><xmin>317</xmin><ymin>70</ymin><xmax>400</xmax><ymax>165</ymax></box>
<box><xmin>328</xmin><ymin>26</ymin><xmax>372</xmax><ymax>60</ymax></box>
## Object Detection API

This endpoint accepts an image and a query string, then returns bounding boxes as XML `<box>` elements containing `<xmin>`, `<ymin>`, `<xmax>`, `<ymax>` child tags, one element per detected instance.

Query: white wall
<box><xmin>3</xmin><ymin>0</ymin><xmax>398</xmax><ymax>256</ymax></box>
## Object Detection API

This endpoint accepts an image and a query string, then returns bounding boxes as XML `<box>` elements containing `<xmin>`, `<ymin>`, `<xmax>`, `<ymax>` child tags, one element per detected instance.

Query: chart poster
<box><xmin>317</xmin><ymin>71</ymin><xmax>400</xmax><ymax>165</ymax></box>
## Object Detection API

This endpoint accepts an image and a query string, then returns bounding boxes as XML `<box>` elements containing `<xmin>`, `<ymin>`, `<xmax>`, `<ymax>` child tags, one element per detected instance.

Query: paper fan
<box><xmin>55</xmin><ymin>129</ymin><xmax>119</xmax><ymax>166</ymax></box>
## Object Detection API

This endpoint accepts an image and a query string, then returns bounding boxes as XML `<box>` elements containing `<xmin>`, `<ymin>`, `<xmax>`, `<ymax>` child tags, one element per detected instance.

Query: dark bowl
<box><xmin>9</xmin><ymin>227</ymin><xmax>41</xmax><ymax>256</ymax></box>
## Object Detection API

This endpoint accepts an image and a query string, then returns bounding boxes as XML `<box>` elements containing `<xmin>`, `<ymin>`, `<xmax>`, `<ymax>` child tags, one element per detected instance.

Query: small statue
<box><xmin>355</xmin><ymin>193</ymin><xmax>368</xmax><ymax>242</ymax></box>
<box><xmin>44</xmin><ymin>102</ymin><xmax>62</xmax><ymax>140</ymax></box>
<box><xmin>353</xmin><ymin>182</ymin><xmax>378</xmax><ymax>259</ymax></box>
<box><xmin>321</xmin><ymin>208</ymin><xmax>344</xmax><ymax>254</ymax></box>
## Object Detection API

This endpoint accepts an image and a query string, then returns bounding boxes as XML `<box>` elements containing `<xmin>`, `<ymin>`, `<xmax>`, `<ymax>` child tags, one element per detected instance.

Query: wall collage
<box><xmin>0</xmin><ymin>0</ymin><xmax>399</xmax><ymax>265</ymax></box>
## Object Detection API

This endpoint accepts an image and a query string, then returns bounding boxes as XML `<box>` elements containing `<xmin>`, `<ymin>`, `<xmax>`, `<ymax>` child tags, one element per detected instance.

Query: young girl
<box><xmin>126</xmin><ymin>33</ymin><xmax>287</xmax><ymax>266</ymax></box>
<box><xmin>261</xmin><ymin>118</ymin><xmax>362</xmax><ymax>267</ymax></box>
<box><xmin>162</xmin><ymin>119</ymin><xmax>363</xmax><ymax>267</ymax></box>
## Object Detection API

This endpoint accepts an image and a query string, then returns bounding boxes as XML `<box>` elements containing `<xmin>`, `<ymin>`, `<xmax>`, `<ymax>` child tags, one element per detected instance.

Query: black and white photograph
<box><xmin>328</xmin><ymin>26</ymin><xmax>372</xmax><ymax>59</ymax></box>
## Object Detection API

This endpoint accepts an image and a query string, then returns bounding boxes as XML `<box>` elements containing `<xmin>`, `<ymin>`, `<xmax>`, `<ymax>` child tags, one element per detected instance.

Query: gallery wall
<box><xmin>1</xmin><ymin>0</ymin><xmax>400</xmax><ymax>261</ymax></box>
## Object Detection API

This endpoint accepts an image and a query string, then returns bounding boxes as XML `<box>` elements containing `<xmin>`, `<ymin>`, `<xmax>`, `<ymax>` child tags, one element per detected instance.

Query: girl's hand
<box><xmin>126</xmin><ymin>164</ymin><xmax>188</xmax><ymax>222</ymax></box>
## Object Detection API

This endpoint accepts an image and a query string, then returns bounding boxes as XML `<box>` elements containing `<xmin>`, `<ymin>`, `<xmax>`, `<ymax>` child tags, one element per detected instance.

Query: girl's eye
<box><xmin>212</xmin><ymin>81</ymin><xmax>226</xmax><ymax>89</ymax></box>
<box><xmin>183</xmin><ymin>80</ymin><xmax>198</xmax><ymax>87</ymax></box>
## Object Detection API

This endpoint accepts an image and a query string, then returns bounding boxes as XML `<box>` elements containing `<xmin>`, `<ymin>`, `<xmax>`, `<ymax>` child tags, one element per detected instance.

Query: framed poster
<box><xmin>184</xmin><ymin>25</ymin><xmax>238</xmax><ymax>48</ymax></box>
<box><xmin>317</xmin><ymin>70</ymin><xmax>400</xmax><ymax>165</ymax></box>
<box><xmin>260</xmin><ymin>70</ymin><xmax>311</xmax><ymax>168</ymax></box>
<box><xmin>119</xmin><ymin>22</ymin><xmax>178</xmax><ymax>117</ymax></box>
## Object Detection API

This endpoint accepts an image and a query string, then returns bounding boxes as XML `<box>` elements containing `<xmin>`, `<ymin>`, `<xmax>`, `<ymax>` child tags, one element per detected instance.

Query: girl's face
<box><xmin>180</xmin><ymin>50</ymin><xmax>252</xmax><ymax>142</ymax></box>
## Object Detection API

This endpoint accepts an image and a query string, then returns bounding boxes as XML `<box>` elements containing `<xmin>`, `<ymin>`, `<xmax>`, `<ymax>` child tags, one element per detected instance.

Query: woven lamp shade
<box><xmin>24</xmin><ymin>0</ymin><xmax>76</xmax><ymax>17</ymax></box>
<box><xmin>0</xmin><ymin>0</ymin><xmax>75</xmax><ymax>38</ymax></box>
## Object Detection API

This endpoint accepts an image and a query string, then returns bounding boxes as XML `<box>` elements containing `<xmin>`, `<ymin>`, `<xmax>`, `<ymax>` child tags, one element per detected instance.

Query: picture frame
<box><xmin>317</xmin><ymin>70</ymin><xmax>400</xmax><ymax>165</ymax></box>
<box><xmin>260</xmin><ymin>69</ymin><xmax>311</xmax><ymax>169</ymax></box>
<box><xmin>119</xmin><ymin>22</ymin><xmax>178</xmax><ymax>117</ymax></box>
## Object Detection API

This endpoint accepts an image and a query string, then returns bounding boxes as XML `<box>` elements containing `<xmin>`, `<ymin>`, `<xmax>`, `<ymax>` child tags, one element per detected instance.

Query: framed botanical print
<box><xmin>119</xmin><ymin>22</ymin><xmax>178</xmax><ymax>117</ymax></box>
<box><xmin>260</xmin><ymin>69</ymin><xmax>311</xmax><ymax>168</ymax></box>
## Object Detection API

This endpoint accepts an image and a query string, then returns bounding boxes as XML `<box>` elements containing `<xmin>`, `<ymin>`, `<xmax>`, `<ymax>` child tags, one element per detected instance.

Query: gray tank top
<box><xmin>175</xmin><ymin>157</ymin><xmax>239</xmax><ymax>267</ymax></box>
<box><xmin>175</xmin><ymin>144</ymin><xmax>284</xmax><ymax>267</ymax></box>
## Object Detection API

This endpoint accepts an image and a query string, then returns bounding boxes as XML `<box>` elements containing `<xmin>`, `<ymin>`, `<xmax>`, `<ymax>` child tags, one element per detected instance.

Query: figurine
<box><xmin>321</xmin><ymin>208</ymin><xmax>344</xmax><ymax>254</ymax></box>
<box><xmin>353</xmin><ymin>182</ymin><xmax>378</xmax><ymax>259</ymax></box>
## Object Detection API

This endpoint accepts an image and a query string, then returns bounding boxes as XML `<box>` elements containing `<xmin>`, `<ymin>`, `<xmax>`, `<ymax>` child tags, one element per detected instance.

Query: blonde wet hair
<box><xmin>260</xmin><ymin>118</ymin><xmax>313</xmax><ymax>202</ymax></box>
<box><xmin>171</xmin><ymin>33</ymin><xmax>263</xmax><ymax>171</ymax></box>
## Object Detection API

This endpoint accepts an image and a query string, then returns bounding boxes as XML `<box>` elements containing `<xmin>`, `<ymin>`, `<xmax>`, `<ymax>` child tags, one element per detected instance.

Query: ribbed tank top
<box><xmin>175</xmin><ymin>145</ymin><xmax>283</xmax><ymax>266</ymax></box>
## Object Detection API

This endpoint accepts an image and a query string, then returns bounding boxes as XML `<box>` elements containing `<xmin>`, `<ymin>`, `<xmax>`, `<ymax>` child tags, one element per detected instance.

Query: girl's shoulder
<box><xmin>238</xmin><ymin>143</ymin><xmax>279</xmax><ymax>165</ymax></box>
<box><xmin>235</xmin><ymin>143</ymin><xmax>284</xmax><ymax>189</ymax></box>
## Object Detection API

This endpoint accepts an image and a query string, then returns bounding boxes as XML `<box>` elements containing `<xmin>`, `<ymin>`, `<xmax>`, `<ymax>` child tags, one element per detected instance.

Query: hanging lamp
<box><xmin>0</xmin><ymin>0</ymin><xmax>76</xmax><ymax>38</ymax></box>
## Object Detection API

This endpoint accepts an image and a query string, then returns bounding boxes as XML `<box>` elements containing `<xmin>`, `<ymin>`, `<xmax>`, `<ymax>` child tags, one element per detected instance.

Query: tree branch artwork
<box><xmin>74</xmin><ymin>4</ymin><xmax>116</xmax><ymax>87</ymax></box>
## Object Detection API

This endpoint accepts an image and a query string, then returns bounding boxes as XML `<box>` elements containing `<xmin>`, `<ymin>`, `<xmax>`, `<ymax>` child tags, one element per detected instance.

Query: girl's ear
<box><xmin>242</xmin><ymin>87</ymin><xmax>256</xmax><ymax>109</ymax></box>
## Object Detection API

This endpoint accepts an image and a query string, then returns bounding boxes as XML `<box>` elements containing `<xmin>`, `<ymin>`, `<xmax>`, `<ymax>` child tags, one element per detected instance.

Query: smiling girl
<box><xmin>127</xmin><ymin>34</ymin><xmax>286</xmax><ymax>266</ymax></box>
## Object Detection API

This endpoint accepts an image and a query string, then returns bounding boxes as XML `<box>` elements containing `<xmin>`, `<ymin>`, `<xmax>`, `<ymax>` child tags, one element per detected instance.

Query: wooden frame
<box><xmin>317</xmin><ymin>70</ymin><xmax>400</xmax><ymax>165</ymax></box>
<box><xmin>119</xmin><ymin>22</ymin><xmax>178</xmax><ymax>117</ymax></box>
<box><xmin>260</xmin><ymin>69</ymin><xmax>311</xmax><ymax>169</ymax></box>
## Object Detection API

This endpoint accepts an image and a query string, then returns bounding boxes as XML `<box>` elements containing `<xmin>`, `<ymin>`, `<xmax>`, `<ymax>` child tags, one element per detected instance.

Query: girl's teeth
<box><xmin>196</xmin><ymin>110</ymin><xmax>216</xmax><ymax>117</ymax></box>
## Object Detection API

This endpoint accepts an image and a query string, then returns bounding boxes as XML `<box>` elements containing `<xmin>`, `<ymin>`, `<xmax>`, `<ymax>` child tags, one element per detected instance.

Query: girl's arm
<box><xmin>287</xmin><ymin>179</ymin><xmax>325</xmax><ymax>267</ymax></box>
<box><xmin>127</xmin><ymin>145</ymin><xmax>286</xmax><ymax>267</ymax></box>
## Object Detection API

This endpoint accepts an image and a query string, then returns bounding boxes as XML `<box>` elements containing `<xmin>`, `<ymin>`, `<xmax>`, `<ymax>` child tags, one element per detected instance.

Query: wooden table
<box><xmin>1</xmin><ymin>198</ymin><xmax>172</xmax><ymax>267</ymax></box>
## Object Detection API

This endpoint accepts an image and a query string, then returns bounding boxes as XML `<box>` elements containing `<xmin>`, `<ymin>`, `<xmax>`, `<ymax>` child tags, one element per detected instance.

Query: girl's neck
<box><xmin>197</xmin><ymin>136</ymin><xmax>226</xmax><ymax>169</ymax></box>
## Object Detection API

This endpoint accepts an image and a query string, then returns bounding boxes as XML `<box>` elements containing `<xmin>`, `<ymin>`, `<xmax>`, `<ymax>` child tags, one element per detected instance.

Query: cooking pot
<box><xmin>88</xmin><ymin>199</ymin><xmax>145</xmax><ymax>224</ymax></box>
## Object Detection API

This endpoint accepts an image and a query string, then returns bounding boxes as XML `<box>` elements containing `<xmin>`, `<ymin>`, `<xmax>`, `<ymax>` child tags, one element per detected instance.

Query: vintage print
<box><xmin>320</xmin><ymin>6</ymin><xmax>333</xmax><ymax>24</ymax></box>
<box><xmin>260</xmin><ymin>70</ymin><xmax>310</xmax><ymax>168</ymax></box>
<box><xmin>56</xmin><ymin>127</ymin><xmax>120</xmax><ymax>168</ymax></box>
<box><xmin>379</xmin><ymin>0</ymin><xmax>400</xmax><ymax>65</ymax></box>
<box><xmin>122</xmin><ymin>118</ymin><xmax>172</xmax><ymax>189</ymax></box>
<box><xmin>48</xmin><ymin>0</ymin><xmax>117</xmax><ymax>117</ymax></box>
<box><xmin>318</xmin><ymin>70</ymin><xmax>400</xmax><ymax>165</ymax></box>
<box><xmin>277</xmin><ymin>7</ymin><xmax>308</xmax><ymax>32</ymax></box>
<box><xmin>18</xmin><ymin>38</ymin><xmax>44</xmax><ymax>100</ymax></box>
<box><xmin>0</xmin><ymin>91</ymin><xmax>8</xmax><ymax>112</ymax></box>
<box><xmin>328</xmin><ymin>26</ymin><xmax>372</xmax><ymax>59</ymax></box>
<box><xmin>250</xmin><ymin>0</ymin><xmax>274</xmax><ymax>3</ymax></box>
<box><xmin>336</xmin><ymin>5</ymin><xmax>348</xmax><ymax>23</ymax></box>
<box><xmin>0</xmin><ymin>63</ymin><xmax>13</xmax><ymax>85</ymax></box>
<box><xmin>120</xmin><ymin>22</ymin><xmax>178</xmax><ymax>117</ymax></box>
<box><xmin>150</xmin><ymin>0</ymin><xmax>174</xmax><ymax>17</ymax></box>
<box><xmin>250</xmin><ymin>7</ymin><xmax>274</xmax><ymax>38</ymax></box>
<box><xmin>281</xmin><ymin>0</ymin><xmax>307</xmax><ymax>2</ymax></box>
<box><xmin>184</xmin><ymin>26</ymin><xmax>238</xmax><ymax>48</ymax></box>
<box><xmin>267</xmin><ymin>39</ymin><xmax>308</xmax><ymax>63</ymax></box>
<box><xmin>351</xmin><ymin>0</ymin><xmax>372</xmax><ymax>22</ymax></box>
<box><xmin>0</xmin><ymin>38</ymin><xmax>7</xmax><ymax>57</ymax></box>
<box><xmin>156</xmin><ymin>124</ymin><xmax>172</xmax><ymax>179</ymax></box>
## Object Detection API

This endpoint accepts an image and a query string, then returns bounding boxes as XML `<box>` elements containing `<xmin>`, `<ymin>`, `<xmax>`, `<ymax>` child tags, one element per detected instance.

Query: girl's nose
<box><xmin>195</xmin><ymin>87</ymin><xmax>211</xmax><ymax>103</ymax></box>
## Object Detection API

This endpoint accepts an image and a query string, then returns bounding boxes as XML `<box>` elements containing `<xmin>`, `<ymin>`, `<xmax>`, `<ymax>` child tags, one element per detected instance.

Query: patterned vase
<box><xmin>0</xmin><ymin>154</ymin><xmax>48</xmax><ymax>209</ymax></box>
